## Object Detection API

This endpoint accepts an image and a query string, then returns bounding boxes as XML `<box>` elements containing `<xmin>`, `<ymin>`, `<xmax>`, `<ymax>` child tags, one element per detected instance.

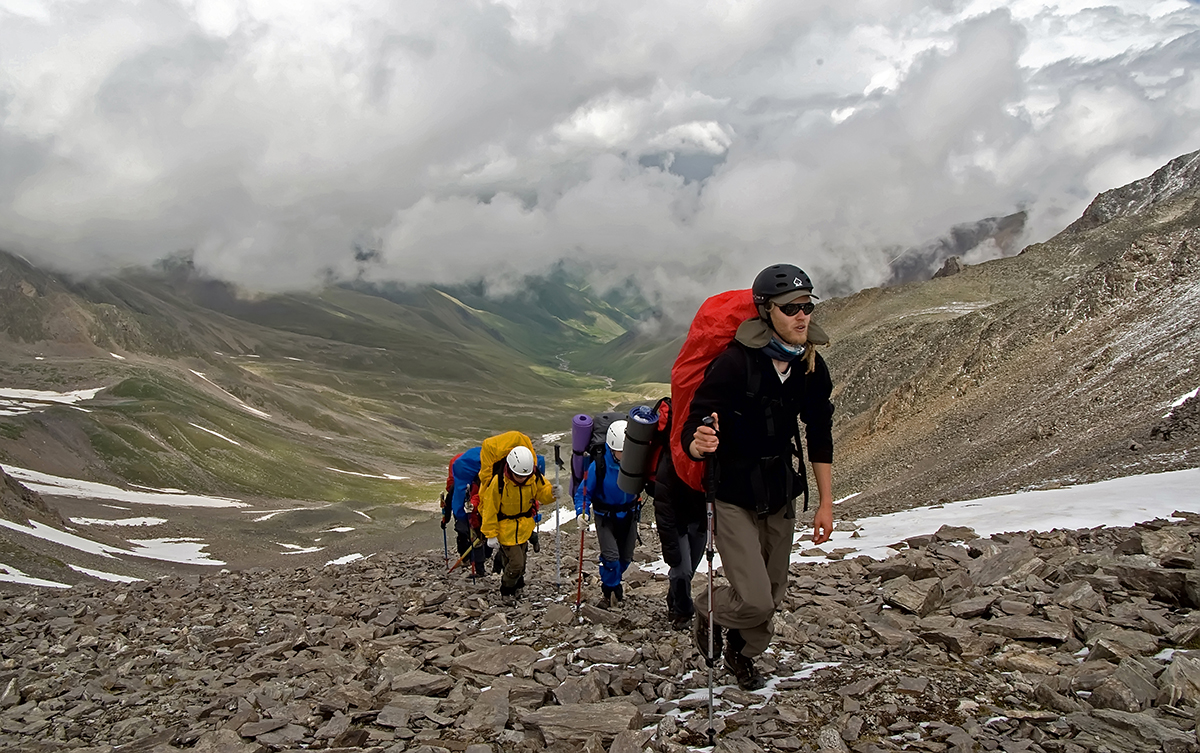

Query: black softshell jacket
<box><xmin>681</xmin><ymin>341</ymin><xmax>834</xmax><ymax>515</ymax></box>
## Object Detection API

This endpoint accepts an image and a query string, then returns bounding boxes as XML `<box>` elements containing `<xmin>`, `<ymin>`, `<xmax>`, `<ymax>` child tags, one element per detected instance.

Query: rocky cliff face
<box><xmin>1067</xmin><ymin>149</ymin><xmax>1200</xmax><ymax>234</ymax></box>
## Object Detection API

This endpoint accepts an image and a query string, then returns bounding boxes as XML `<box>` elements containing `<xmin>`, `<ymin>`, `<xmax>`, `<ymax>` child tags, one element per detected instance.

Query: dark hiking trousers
<box><xmin>667</xmin><ymin>519</ymin><xmax>706</xmax><ymax>617</ymax></box>
<box><xmin>454</xmin><ymin>517</ymin><xmax>489</xmax><ymax>575</ymax></box>
<box><xmin>693</xmin><ymin>499</ymin><xmax>794</xmax><ymax>658</ymax></box>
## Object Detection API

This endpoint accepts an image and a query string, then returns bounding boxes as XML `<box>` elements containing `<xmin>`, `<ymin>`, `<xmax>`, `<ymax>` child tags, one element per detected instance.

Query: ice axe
<box><xmin>447</xmin><ymin>537</ymin><xmax>480</xmax><ymax>573</ymax></box>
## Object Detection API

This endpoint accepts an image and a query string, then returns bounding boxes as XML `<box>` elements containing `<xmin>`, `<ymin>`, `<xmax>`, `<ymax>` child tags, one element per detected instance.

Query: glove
<box><xmin>530</xmin><ymin>531</ymin><xmax>540</xmax><ymax>552</ymax></box>
<box><xmin>487</xmin><ymin>537</ymin><xmax>499</xmax><ymax>549</ymax></box>
<box><xmin>440</xmin><ymin>514</ymin><xmax>449</xmax><ymax>529</ymax></box>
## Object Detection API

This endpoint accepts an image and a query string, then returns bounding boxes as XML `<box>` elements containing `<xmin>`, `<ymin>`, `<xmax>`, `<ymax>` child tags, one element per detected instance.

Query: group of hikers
<box><xmin>438</xmin><ymin>263</ymin><xmax>835</xmax><ymax>695</ymax></box>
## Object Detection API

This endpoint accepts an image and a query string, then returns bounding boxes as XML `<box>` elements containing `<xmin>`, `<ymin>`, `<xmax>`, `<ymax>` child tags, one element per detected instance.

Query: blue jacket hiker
<box><xmin>574</xmin><ymin>420</ymin><xmax>640</xmax><ymax>608</ymax></box>
<box><xmin>444</xmin><ymin>446</ymin><xmax>490</xmax><ymax>577</ymax></box>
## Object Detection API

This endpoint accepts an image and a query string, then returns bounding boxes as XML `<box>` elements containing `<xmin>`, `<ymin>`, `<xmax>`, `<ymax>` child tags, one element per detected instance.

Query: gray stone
<box><xmin>968</xmin><ymin>546</ymin><xmax>1047</xmax><ymax>588</ymax></box>
<box><xmin>577</xmin><ymin>643</ymin><xmax>637</xmax><ymax>665</ymax></box>
<box><xmin>932</xmin><ymin>525</ymin><xmax>977</xmax><ymax>543</ymax></box>
<box><xmin>1052</xmin><ymin>580</ymin><xmax>1104</xmax><ymax>611</ymax></box>
<box><xmin>1089</xmin><ymin>678</ymin><xmax>1142</xmax><ymax>712</ymax></box>
<box><xmin>520</xmin><ymin>702</ymin><xmax>642</xmax><ymax>747</ymax></box>
<box><xmin>1086</xmin><ymin>626</ymin><xmax>1160</xmax><ymax>657</ymax></box>
<box><xmin>390</xmin><ymin>670</ymin><xmax>455</xmax><ymax>695</ymax></box>
<box><xmin>950</xmin><ymin>594</ymin><xmax>996</xmax><ymax>619</ymax></box>
<box><xmin>882</xmin><ymin>576</ymin><xmax>943</xmax><ymax>616</ymax></box>
<box><xmin>490</xmin><ymin>675</ymin><xmax>549</xmax><ymax>707</ymax></box>
<box><xmin>1140</xmin><ymin>529</ymin><xmax>1192</xmax><ymax>559</ymax></box>
<box><xmin>459</xmin><ymin>688</ymin><xmax>508</xmax><ymax>733</ymax></box>
<box><xmin>0</xmin><ymin>679</ymin><xmax>18</xmax><ymax>709</ymax></box>
<box><xmin>544</xmin><ymin>603</ymin><xmax>575</xmax><ymax>625</ymax></box>
<box><xmin>1157</xmin><ymin>654</ymin><xmax>1200</xmax><ymax>706</ymax></box>
<box><xmin>378</xmin><ymin>646</ymin><xmax>422</xmax><ymax>674</ymax></box>
<box><xmin>1091</xmin><ymin>708</ymin><xmax>1196</xmax><ymax>752</ymax></box>
<box><xmin>715</xmin><ymin>738</ymin><xmax>765</xmax><ymax>753</ymax></box>
<box><xmin>192</xmin><ymin>729</ymin><xmax>266</xmax><ymax>753</ymax></box>
<box><xmin>993</xmin><ymin>650</ymin><xmax>1063</xmax><ymax>675</ymax></box>
<box><xmin>451</xmin><ymin>645</ymin><xmax>544</xmax><ymax>676</ymax></box>
<box><xmin>976</xmin><ymin>615</ymin><xmax>1071</xmax><ymax>642</ymax></box>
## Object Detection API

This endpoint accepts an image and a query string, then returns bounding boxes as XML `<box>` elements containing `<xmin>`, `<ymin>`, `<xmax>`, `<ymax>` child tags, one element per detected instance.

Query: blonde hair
<box><xmin>802</xmin><ymin>344</ymin><xmax>819</xmax><ymax>375</ymax></box>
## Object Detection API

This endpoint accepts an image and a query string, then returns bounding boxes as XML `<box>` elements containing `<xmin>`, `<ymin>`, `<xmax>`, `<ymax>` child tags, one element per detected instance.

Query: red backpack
<box><xmin>669</xmin><ymin>289</ymin><xmax>758</xmax><ymax>492</ymax></box>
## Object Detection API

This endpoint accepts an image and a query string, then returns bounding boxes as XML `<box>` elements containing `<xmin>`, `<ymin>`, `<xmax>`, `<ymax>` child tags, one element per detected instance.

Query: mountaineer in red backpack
<box><xmin>675</xmin><ymin>263</ymin><xmax>834</xmax><ymax>691</ymax></box>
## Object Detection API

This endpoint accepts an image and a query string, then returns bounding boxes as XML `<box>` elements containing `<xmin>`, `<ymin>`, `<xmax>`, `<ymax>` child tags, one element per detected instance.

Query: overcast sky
<box><xmin>2</xmin><ymin>0</ymin><xmax>1198</xmax><ymax>307</ymax></box>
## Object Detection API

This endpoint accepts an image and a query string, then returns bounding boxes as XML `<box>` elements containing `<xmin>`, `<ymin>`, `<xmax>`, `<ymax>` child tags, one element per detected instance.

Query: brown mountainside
<box><xmin>823</xmin><ymin>149</ymin><xmax>1200</xmax><ymax>518</ymax></box>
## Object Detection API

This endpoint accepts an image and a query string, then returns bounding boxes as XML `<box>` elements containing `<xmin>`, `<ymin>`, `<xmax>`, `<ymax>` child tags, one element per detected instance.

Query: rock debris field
<box><xmin>7</xmin><ymin>514</ymin><xmax>1200</xmax><ymax>753</ymax></box>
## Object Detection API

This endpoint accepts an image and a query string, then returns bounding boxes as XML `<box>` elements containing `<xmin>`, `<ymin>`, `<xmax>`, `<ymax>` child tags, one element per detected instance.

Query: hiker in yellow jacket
<box><xmin>479</xmin><ymin>446</ymin><xmax>554</xmax><ymax>605</ymax></box>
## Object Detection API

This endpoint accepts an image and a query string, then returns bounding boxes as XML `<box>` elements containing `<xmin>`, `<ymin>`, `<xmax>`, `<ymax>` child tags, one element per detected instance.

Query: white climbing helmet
<box><xmin>506</xmin><ymin>445</ymin><xmax>536</xmax><ymax>476</ymax></box>
<box><xmin>606</xmin><ymin>420</ymin><xmax>628</xmax><ymax>453</ymax></box>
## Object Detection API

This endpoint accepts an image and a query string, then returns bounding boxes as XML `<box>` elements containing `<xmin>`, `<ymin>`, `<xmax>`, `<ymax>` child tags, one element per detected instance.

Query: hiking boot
<box><xmin>612</xmin><ymin>584</ymin><xmax>624</xmax><ymax>605</ymax></box>
<box><xmin>693</xmin><ymin>613</ymin><xmax>722</xmax><ymax>664</ymax></box>
<box><xmin>669</xmin><ymin>611</ymin><xmax>693</xmax><ymax>630</ymax></box>
<box><xmin>501</xmin><ymin>594</ymin><xmax>517</xmax><ymax>607</ymax></box>
<box><xmin>724</xmin><ymin>629</ymin><xmax>765</xmax><ymax>690</ymax></box>
<box><xmin>598</xmin><ymin>586</ymin><xmax>615</xmax><ymax>610</ymax></box>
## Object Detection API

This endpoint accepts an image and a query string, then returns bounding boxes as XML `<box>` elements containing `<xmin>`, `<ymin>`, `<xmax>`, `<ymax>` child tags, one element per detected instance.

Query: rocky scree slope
<box><xmin>6</xmin><ymin>462</ymin><xmax>1200</xmax><ymax>752</ymax></box>
<box><xmin>823</xmin><ymin>148</ymin><xmax>1200</xmax><ymax>518</ymax></box>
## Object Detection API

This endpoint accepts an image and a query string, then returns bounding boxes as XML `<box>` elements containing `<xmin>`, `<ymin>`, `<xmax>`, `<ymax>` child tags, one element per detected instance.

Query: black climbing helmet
<box><xmin>751</xmin><ymin>264</ymin><xmax>818</xmax><ymax>305</ymax></box>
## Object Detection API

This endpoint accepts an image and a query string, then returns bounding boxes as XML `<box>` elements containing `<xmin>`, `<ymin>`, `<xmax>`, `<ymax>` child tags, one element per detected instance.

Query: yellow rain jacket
<box><xmin>479</xmin><ymin>468</ymin><xmax>554</xmax><ymax>547</ymax></box>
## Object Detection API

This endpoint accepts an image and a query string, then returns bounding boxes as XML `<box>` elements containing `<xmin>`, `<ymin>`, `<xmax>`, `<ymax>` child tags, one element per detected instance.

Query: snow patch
<box><xmin>5</xmin><ymin>466</ymin><xmax>247</xmax><ymax>508</ymax></box>
<box><xmin>189</xmin><ymin>423</ymin><xmax>242</xmax><ymax>446</ymax></box>
<box><xmin>0</xmin><ymin>562</ymin><xmax>70</xmax><ymax>589</ymax></box>
<box><xmin>69</xmin><ymin>516</ymin><xmax>168</xmax><ymax>527</ymax></box>
<box><xmin>188</xmin><ymin>370</ymin><xmax>272</xmax><ymax>418</ymax></box>
<box><xmin>126</xmin><ymin>538</ymin><xmax>225</xmax><ymax>566</ymax></box>
<box><xmin>326</xmin><ymin>467</ymin><xmax>408</xmax><ymax>480</ymax></box>
<box><xmin>325</xmin><ymin>553</ymin><xmax>367</xmax><ymax>566</ymax></box>
<box><xmin>69</xmin><ymin>564</ymin><xmax>142</xmax><ymax>583</ymax></box>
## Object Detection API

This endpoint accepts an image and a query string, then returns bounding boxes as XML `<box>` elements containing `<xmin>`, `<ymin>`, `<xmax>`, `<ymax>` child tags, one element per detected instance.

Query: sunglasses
<box><xmin>775</xmin><ymin>301</ymin><xmax>814</xmax><ymax>317</ymax></box>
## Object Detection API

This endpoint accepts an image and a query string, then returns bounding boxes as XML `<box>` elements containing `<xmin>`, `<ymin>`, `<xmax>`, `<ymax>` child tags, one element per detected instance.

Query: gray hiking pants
<box><xmin>693</xmin><ymin>499</ymin><xmax>794</xmax><ymax>658</ymax></box>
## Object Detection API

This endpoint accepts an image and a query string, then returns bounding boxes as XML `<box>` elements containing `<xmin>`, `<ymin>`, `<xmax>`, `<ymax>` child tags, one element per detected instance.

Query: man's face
<box><xmin>768</xmin><ymin>295</ymin><xmax>812</xmax><ymax>347</ymax></box>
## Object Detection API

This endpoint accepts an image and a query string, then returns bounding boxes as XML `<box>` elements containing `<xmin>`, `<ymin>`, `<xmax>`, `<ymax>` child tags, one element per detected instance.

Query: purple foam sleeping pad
<box><xmin>571</xmin><ymin>413</ymin><xmax>593</xmax><ymax>494</ymax></box>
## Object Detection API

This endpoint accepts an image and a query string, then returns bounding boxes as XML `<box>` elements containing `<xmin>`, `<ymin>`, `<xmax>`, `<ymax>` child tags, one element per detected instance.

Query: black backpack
<box><xmin>573</xmin><ymin>412</ymin><xmax>624</xmax><ymax>503</ymax></box>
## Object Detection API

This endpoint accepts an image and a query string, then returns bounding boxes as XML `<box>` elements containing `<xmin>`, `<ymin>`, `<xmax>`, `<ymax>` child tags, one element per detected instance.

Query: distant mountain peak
<box><xmin>1067</xmin><ymin>148</ymin><xmax>1200</xmax><ymax>233</ymax></box>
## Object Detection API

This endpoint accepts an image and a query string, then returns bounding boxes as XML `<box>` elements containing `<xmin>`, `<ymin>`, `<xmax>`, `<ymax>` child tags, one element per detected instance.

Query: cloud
<box><xmin>1</xmin><ymin>0</ymin><xmax>1198</xmax><ymax>306</ymax></box>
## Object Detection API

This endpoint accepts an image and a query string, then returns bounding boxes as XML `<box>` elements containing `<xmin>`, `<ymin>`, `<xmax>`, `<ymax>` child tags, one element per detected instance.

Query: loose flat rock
<box><xmin>520</xmin><ymin>702</ymin><xmax>642</xmax><ymax>747</ymax></box>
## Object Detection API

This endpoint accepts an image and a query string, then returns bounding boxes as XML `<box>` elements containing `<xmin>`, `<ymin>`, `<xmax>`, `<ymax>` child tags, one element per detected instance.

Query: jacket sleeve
<box><xmin>573</xmin><ymin>461</ymin><xmax>594</xmax><ymax>515</ymax></box>
<box><xmin>536</xmin><ymin>477</ymin><xmax>554</xmax><ymax>508</ymax></box>
<box><xmin>801</xmin><ymin>354</ymin><xmax>835</xmax><ymax>464</ymax></box>
<box><xmin>479</xmin><ymin>476</ymin><xmax>501</xmax><ymax>540</ymax></box>
<box><xmin>681</xmin><ymin>347</ymin><xmax>745</xmax><ymax>460</ymax></box>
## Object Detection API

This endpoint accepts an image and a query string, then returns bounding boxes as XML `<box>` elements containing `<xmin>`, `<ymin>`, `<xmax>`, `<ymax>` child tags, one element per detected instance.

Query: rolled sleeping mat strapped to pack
<box><xmin>617</xmin><ymin>405</ymin><xmax>659</xmax><ymax>495</ymax></box>
<box><xmin>571</xmin><ymin>414</ymin><xmax>593</xmax><ymax>494</ymax></box>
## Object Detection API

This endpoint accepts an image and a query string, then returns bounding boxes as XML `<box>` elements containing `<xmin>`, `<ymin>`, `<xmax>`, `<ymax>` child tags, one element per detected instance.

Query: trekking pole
<box><xmin>702</xmin><ymin>416</ymin><xmax>718</xmax><ymax>747</ymax></box>
<box><xmin>447</xmin><ymin>537</ymin><xmax>480</xmax><ymax>573</ymax></box>
<box><xmin>554</xmin><ymin>445</ymin><xmax>564</xmax><ymax>590</ymax></box>
<box><xmin>575</xmin><ymin>513</ymin><xmax>586</xmax><ymax>620</ymax></box>
<box><xmin>439</xmin><ymin>491</ymin><xmax>449</xmax><ymax>566</ymax></box>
